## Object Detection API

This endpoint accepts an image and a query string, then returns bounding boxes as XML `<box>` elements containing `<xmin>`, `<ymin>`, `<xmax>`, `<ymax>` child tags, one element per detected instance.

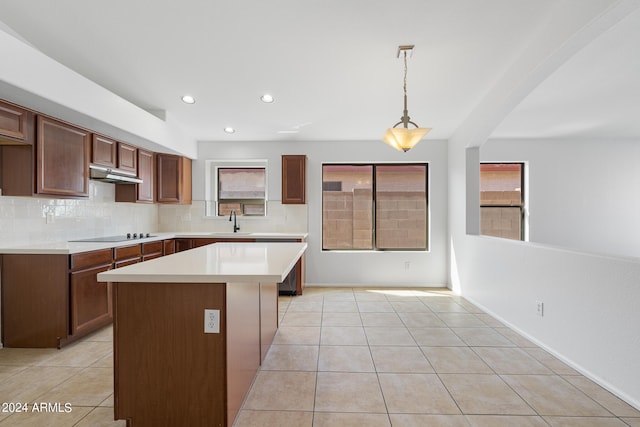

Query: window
<box><xmin>480</xmin><ymin>163</ymin><xmax>524</xmax><ymax>240</ymax></box>
<box><xmin>322</xmin><ymin>163</ymin><xmax>428</xmax><ymax>251</ymax></box>
<box><xmin>205</xmin><ymin>160</ymin><xmax>268</xmax><ymax>217</ymax></box>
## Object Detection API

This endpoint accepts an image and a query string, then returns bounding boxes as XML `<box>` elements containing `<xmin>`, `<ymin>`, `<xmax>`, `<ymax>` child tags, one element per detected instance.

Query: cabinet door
<box><xmin>91</xmin><ymin>134</ymin><xmax>117</xmax><ymax>168</ymax></box>
<box><xmin>156</xmin><ymin>154</ymin><xmax>192</xmax><ymax>204</ymax></box>
<box><xmin>163</xmin><ymin>239</ymin><xmax>175</xmax><ymax>255</ymax></box>
<box><xmin>174</xmin><ymin>238</ymin><xmax>193</xmax><ymax>252</ymax></box>
<box><xmin>0</xmin><ymin>100</ymin><xmax>34</xmax><ymax>144</ymax></box>
<box><xmin>36</xmin><ymin>116</ymin><xmax>90</xmax><ymax>197</ymax></box>
<box><xmin>282</xmin><ymin>155</ymin><xmax>306</xmax><ymax>204</ymax></box>
<box><xmin>70</xmin><ymin>263</ymin><xmax>113</xmax><ymax>335</ymax></box>
<box><xmin>118</xmin><ymin>142</ymin><xmax>137</xmax><ymax>174</ymax></box>
<box><xmin>115</xmin><ymin>149</ymin><xmax>154</xmax><ymax>203</ymax></box>
<box><xmin>137</xmin><ymin>149</ymin><xmax>154</xmax><ymax>202</ymax></box>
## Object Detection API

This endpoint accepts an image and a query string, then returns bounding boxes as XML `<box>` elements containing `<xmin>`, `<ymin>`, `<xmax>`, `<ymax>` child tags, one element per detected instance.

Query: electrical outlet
<box><xmin>536</xmin><ymin>301</ymin><xmax>544</xmax><ymax>317</ymax></box>
<box><xmin>204</xmin><ymin>309</ymin><xmax>220</xmax><ymax>333</ymax></box>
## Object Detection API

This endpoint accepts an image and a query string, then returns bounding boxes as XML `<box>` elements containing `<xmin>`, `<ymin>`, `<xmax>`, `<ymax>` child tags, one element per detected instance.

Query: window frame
<box><xmin>322</xmin><ymin>162</ymin><xmax>429</xmax><ymax>252</ymax></box>
<box><xmin>204</xmin><ymin>159</ymin><xmax>268</xmax><ymax>218</ymax></box>
<box><xmin>479</xmin><ymin>162</ymin><xmax>525</xmax><ymax>241</ymax></box>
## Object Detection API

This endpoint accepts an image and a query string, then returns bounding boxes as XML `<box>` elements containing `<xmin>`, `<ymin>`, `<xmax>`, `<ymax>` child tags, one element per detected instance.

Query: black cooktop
<box><xmin>69</xmin><ymin>234</ymin><xmax>155</xmax><ymax>243</ymax></box>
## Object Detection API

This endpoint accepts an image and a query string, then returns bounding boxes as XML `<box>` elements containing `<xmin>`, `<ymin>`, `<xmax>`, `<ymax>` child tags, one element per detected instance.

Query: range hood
<box><xmin>89</xmin><ymin>164</ymin><xmax>143</xmax><ymax>184</ymax></box>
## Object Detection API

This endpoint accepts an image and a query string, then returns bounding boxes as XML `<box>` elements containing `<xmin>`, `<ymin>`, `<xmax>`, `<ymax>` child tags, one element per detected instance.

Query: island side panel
<box><xmin>259</xmin><ymin>282</ymin><xmax>278</xmax><ymax>362</ymax></box>
<box><xmin>225</xmin><ymin>282</ymin><xmax>261</xmax><ymax>427</ymax></box>
<box><xmin>113</xmin><ymin>281</ymin><xmax>227</xmax><ymax>427</ymax></box>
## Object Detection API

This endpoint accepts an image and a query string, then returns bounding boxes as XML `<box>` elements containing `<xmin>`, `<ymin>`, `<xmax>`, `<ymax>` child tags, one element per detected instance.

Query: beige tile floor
<box><xmin>1</xmin><ymin>287</ymin><xmax>638</xmax><ymax>427</ymax></box>
<box><xmin>236</xmin><ymin>287</ymin><xmax>640</xmax><ymax>427</ymax></box>
<box><xmin>0</xmin><ymin>325</ymin><xmax>122</xmax><ymax>426</ymax></box>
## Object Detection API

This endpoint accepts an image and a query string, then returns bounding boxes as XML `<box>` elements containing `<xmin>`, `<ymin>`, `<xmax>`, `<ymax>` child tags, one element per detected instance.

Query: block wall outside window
<box><xmin>322</xmin><ymin>164</ymin><xmax>428</xmax><ymax>251</ymax></box>
<box><xmin>480</xmin><ymin>163</ymin><xmax>524</xmax><ymax>240</ymax></box>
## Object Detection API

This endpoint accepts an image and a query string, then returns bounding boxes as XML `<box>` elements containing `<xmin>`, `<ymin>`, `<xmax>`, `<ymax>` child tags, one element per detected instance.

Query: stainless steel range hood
<box><xmin>89</xmin><ymin>164</ymin><xmax>143</xmax><ymax>184</ymax></box>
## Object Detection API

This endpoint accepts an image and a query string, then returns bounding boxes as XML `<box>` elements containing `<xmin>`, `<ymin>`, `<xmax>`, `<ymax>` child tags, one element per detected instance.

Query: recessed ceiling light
<box><xmin>260</xmin><ymin>94</ymin><xmax>274</xmax><ymax>103</ymax></box>
<box><xmin>224</xmin><ymin>127</ymin><xmax>236</xmax><ymax>134</ymax></box>
<box><xmin>181</xmin><ymin>95</ymin><xmax>195</xmax><ymax>104</ymax></box>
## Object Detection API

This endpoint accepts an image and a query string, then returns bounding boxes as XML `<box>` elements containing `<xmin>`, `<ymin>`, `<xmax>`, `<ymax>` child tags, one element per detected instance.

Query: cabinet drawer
<box><xmin>142</xmin><ymin>241</ymin><xmax>163</xmax><ymax>256</ymax></box>
<box><xmin>70</xmin><ymin>249</ymin><xmax>113</xmax><ymax>271</ymax></box>
<box><xmin>142</xmin><ymin>253</ymin><xmax>162</xmax><ymax>262</ymax></box>
<box><xmin>114</xmin><ymin>244</ymin><xmax>142</xmax><ymax>261</ymax></box>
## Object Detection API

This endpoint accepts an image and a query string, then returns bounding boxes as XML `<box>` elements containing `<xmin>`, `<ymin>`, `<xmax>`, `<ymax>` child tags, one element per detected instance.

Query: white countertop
<box><xmin>97</xmin><ymin>242</ymin><xmax>307</xmax><ymax>283</ymax></box>
<box><xmin>0</xmin><ymin>232</ymin><xmax>308</xmax><ymax>254</ymax></box>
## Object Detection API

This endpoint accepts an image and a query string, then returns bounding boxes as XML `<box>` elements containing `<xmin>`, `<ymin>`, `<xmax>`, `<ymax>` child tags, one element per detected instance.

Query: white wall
<box><xmin>194</xmin><ymin>139</ymin><xmax>449</xmax><ymax>287</ymax></box>
<box><xmin>0</xmin><ymin>28</ymin><xmax>196</xmax><ymax>158</ymax></box>
<box><xmin>450</xmin><ymin>137</ymin><xmax>640</xmax><ymax>408</ymax></box>
<box><xmin>481</xmin><ymin>138</ymin><xmax>640</xmax><ymax>258</ymax></box>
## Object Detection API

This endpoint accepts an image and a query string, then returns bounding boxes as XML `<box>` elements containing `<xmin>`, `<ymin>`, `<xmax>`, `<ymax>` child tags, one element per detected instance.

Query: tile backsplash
<box><xmin>0</xmin><ymin>181</ymin><xmax>158</xmax><ymax>247</ymax></box>
<box><xmin>158</xmin><ymin>200</ymin><xmax>308</xmax><ymax>234</ymax></box>
<box><xmin>0</xmin><ymin>182</ymin><xmax>308</xmax><ymax>248</ymax></box>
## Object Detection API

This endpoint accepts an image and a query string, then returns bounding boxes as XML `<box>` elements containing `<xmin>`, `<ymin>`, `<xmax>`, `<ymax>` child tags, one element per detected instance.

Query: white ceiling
<box><xmin>0</xmin><ymin>0</ymin><xmax>638</xmax><ymax>144</ymax></box>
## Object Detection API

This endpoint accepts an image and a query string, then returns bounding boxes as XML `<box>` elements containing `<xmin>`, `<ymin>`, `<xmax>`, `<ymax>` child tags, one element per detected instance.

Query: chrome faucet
<box><xmin>229</xmin><ymin>210</ymin><xmax>240</xmax><ymax>233</ymax></box>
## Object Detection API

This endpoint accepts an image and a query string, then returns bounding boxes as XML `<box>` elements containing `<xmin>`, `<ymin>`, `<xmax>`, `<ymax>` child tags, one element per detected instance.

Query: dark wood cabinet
<box><xmin>69</xmin><ymin>249</ymin><xmax>113</xmax><ymax>337</ymax></box>
<box><xmin>174</xmin><ymin>238</ymin><xmax>257</xmax><ymax>253</ymax></box>
<box><xmin>0</xmin><ymin>99</ymin><xmax>34</xmax><ymax>145</ymax></box>
<box><xmin>156</xmin><ymin>154</ymin><xmax>192</xmax><ymax>204</ymax></box>
<box><xmin>36</xmin><ymin>116</ymin><xmax>90</xmax><ymax>197</ymax></box>
<box><xmin>163</xmin><ymin>239</ymin><xmax>176</xmax><ymax>255</ymax></box>
<box><xmin>114</xmin><ymin>244</ymin><xmax>142</xmax><ymax>268</ymax></box>
<box><xmin>174</xmin><ymin>238</ymin><xmax>194</xmax><ymax>252</ymax></box>
<box><xmin>0</xmin><ymin>143</ymin><xmax>33</xmax><ymax>196</ymax></box>
<box><xmin>91</xmin><ymin>134</ymin><xmax>117</xmax><ymax>168</ymax></box>
<box><xmin>1</xmin><ymin>240</ymin><xmax>175</xmax><ymax>348</ymax></box>
<box><xmin>1</xmin><ymin>248</ymin><xmax>113</xmax><ymax>348</ymax></box>
<box><xmin>1</xmin><ymin>116</ymin><xmax>90</xmax><ymax>197</ymax></box>
<box><xmin>1</xmin><ymin>254</ymin><xmax>69</xmax><ymax>348</ymax></box>
<box><xmin>112</xmin><ymin>279</ymin><xmax>277</xmax><ymax>426</ymax></box>
<box><xmin>282</xmin><ymin>155</ymin><xmax>306</xmax><ymax>204</ymax></box>
<box><xmin>118</xmin><ymin>142</ymin><xmax>137</xmax><ymax>174</ymax></box>
<box><xmin>115</xmin><ymin>148</ymin><xmax>154</xmax><ymax>203</ymax></box>
<box><xmin>142</xmin><ymin>241</ymin><xmax>163</xmax><ymax>261</ymax></box>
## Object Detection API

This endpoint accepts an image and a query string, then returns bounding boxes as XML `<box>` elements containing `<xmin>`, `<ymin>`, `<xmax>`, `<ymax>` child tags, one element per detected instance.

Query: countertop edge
<box><xmin>0</xmin><ymin>232</ymin><xmax>309</xmax><ymax>255</ymax></box>
<box><xmin>97</xmin><ymin>242</ymin><xmax>307</xmax><ymax>283</ymax></box>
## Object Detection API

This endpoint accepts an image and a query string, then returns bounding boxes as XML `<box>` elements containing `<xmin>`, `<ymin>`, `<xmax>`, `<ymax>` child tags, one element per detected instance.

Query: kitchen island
<box><xmin>97</xmin><ymin>241</ymin><xmax>307</xmax><ymax>427</ymax></box>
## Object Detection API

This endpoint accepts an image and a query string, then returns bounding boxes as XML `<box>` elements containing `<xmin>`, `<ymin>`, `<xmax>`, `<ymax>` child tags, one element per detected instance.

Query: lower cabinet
<box><xmin>142</xmin><ymin>241</ymin><xmax>163</xmax><ymax>261</ymax></box>
<box><xmin>67</xmin><ymin>248</ymin><xmax>114</xmax><ymax>345</ymax></box>
<box><xmin>163</xmin><ymin>239</ymin><xmax>175</xmax><ymax>255</ymax></box>
<box><xmin>0</xmin><ymin>242</ymin><xmax>170</xmax><ymax>348</ymax></box>
<box><xmin>1</xmin><ymin>254</ymin><xmax>69</xmax><ymax>348</ymax></box>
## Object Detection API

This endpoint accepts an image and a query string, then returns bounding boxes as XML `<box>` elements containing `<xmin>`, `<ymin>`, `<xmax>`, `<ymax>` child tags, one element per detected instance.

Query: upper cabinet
<box><xmin>0</xmin><ymin>98</ymin><xmax>193</xmax><ymax>203</ymax></box>
<box><xmin>92</xmin><ymin>135</ymin><xmax>137</xmax><ymax>175</ymax></box>
<box><xmin>0</xmin><ymin>99</ymin><xmax>34</xmax><ymax>145</ymax></box>
<box><xmin>36</xmin><ymin>116</ymin><xmax>90</xmax><ymax>197</ymax></box>
<box><xmin>1</xmin><ymin>115</ymin><xmax>90</xmax><ymax>198</ymax></box>
<box><xmin>91</xmin><ymin>134</ymin><xmax>117</xmax><ymax>168</ymax></box>
<box><xmin>282</xmin><ymin>155</ymin><xmax>306</xmax><ymax>204</ymax></box>
<box><xmin>156</xmin><ymin>154</ymin><xmax>192</xmax><ymax>204</ymax></box>
<box><xmin>117</xmin><ymin>142</ymin><xmax>137</xmax><ymax>174</ymax></box>
<box><xmin>115</xmin><ymin>148</ymin><xmax>154</xmax><ymax>203</ymax></box>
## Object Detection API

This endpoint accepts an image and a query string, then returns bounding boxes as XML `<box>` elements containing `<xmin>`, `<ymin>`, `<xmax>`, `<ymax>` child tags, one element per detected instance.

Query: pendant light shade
<box><xmin>382</xmin><ymin>127</ymin><xmax>431</xmax><ymax>152</ymax></box>
<box><xmin>382</xmin><ymin>45</ymin><xmax>431</xmax><ymax>152</ymax></box>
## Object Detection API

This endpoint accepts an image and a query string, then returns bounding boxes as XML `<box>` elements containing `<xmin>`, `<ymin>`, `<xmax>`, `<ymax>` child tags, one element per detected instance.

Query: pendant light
<box><xmin>382</xmin><ymin>45</ymin><xmax>431</xmax><ymax>152</ymax></box>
